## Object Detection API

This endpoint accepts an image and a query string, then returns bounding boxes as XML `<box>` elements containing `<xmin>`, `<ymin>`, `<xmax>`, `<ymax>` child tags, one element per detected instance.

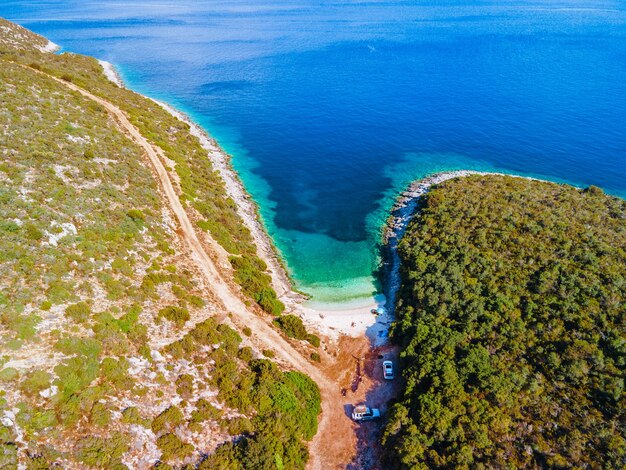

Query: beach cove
<box><xmin>5</xmin><ymin>0</ymin><xmax>626</xmax><ymax>314</ymax></box>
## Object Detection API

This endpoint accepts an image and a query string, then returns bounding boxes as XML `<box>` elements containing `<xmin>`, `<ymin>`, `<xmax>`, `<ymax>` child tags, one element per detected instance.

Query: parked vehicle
<box><xmin>382</xmin><ymin>360</ymin><xmax>394</xmax><ymax>380</ymax></box>
<box><xmin>351</xmin><ymin>405</ymin><xmax>380</xmax><ymax>421</ymax></box>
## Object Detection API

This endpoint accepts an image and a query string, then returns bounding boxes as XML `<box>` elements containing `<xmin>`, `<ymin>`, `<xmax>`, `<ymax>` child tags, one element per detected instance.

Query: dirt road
<box><xmin>31</xmin><ymin>66</ymin><xmax>359</xmax><ymax>469</ymax></box>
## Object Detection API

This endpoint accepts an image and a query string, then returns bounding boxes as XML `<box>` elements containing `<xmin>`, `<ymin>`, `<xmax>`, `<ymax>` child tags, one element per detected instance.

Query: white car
<box><xmin>382</xmin><ymin>360</ymin><xmax>394</xmax><ymax>380</ymax></box>
<box><xmin>351</xmin><ymin>405</ymin><xmax>381</xmax><ymax>421</ymax></box>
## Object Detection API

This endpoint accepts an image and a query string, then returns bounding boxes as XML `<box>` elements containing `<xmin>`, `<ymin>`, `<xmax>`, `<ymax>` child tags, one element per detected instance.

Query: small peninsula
<box><xmin>382</xmin><ymin>175</ymin><xmax>625</xmax><ymax>468</ymax></box>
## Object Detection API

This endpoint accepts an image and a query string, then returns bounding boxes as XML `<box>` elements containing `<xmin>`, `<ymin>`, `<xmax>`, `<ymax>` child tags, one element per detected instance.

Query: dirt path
<box><xmin>32</xmin><ymin>68</ymin><xmax>356</xmax><ymax>469</ymax></box>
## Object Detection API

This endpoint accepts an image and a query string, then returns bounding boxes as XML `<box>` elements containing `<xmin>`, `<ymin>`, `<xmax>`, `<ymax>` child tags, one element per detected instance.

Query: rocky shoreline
<box><xmin>383</xmin><ymin>170</ymin><xmax>504</xmax><ymax>317</ymax></box>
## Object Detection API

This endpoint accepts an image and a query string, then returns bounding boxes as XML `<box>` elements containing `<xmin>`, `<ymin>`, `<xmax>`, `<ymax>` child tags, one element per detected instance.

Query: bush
<box><xmin>121</xmin><ymin>407</ymin><xmax>149</xmax><ymax>427</ymax></box>
<box><xmin>237</xmin><ymin>346</ymin><xmax>254</xmax><ymax>363</ymax></box>
<box><xmin>0</xmin><ymin>368</ymin><xmax>16</xmax><ymax>384</ymax></box>
<box><xmin>191</xmin><ymin>399</ymin><xmax>222</xmax><ymax>423</ymax></box>
<box><xmin>89</xmin><ymin>402</ymin><xmax>110</xmax><ymax>427</ymax></box>
<box><xmin>19</xmin><ymin>370</ymin><xmax>50</xmax><ymax>396</ymax></box>
<box><xmin>151</xmin><ymin>406</ymin><xmax>184</xmax><ymax>435</ymax></box>
<box><xmin>275</xmin><ymin>315</ymin><xmax>307</xmax><ymax>340</ymax></box>
<box><xmin>261</xmin><ymin>349</ymin><xmax>275</xmax><ymax>359</ymax></box>
<box><xmin>65</xmin><ymin>302</ymin><xmax>91</xmax><ymax>323</ymax></box>
<box><xmin>306</xmin><ymin>334</ymin><xmax>320</xmax><ymax>348</ymax></box>
<box><xmin>24</xmin><ymin>223</ymin><xmax>43</xmax><ymax>241</ymax></box>
<box><xmin>229</xmin><ymin>255</ymin><xmax>284</xmax><ymax>315</ymax></box>
<box><xmin>156</xmin><ymin>433</ymin><xmax>194</xmax><ymax>462</ymax></box>
<box><xmin>310</xmin><ymin>353</ymin><xmax>321</xmax><ymax>363</ymax></box>
<box><xmin>126</xmin><ymin>209</ymin><xmax>145</xmax><ymax>223</ymax></box>
<box><xmin>76</xmin><ymin>432</ymin><xmax>129</xmax><ymax>467</ymax></box>
<box><xmin>100</xmin><ymin>357</ymin><xmax>134</xmax><ymax>389</ymax></box>
<box><xmin>175</xmin><ymin>374</ymin><xmax>194</xmax><ymax>399</ymax></box>
<box><xmin>242</xmin><ymin>326</ymin><xmax>252</xmax><ymax>336</ymax></box>
<box><xmin>216</xmin><ymin>323</ymin><xmax>242</xmax><ymax>355</ymax></box>
<box><xmin>226</xmin><ymin>417</ymin><xmax>253</xmax><ymax>435</ymax></box>
<box><xmin>158</xmin><ymin>306</ymin><xmax>190</xmax><ymax>327</ymax></box>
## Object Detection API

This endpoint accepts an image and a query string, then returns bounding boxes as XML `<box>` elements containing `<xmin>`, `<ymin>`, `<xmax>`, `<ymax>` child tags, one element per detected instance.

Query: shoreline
<box><xmin>96</xmin><ymin>59</ymin><xmax>388</xmax><ymax>340</ymax></box>
<box><xmin>95</xmin><ymin>61</ymin><xmax>297</xmax><ymax>298</ymax></box>
<box><xmin>98</xmin><ymin>60</ymin><xmax>124</xmax><ymax>88</ymax></box>
<box><xmin>39</xmin><ymin>39</ymin><xmax>59</xmax><ymax>53</ymax></box>
<box><xmin>382</xmin><ymin>170</ymin><xmax>555</xmax><ymax>324</ymax></box>
<box><xmin>150</xmin><ymin>99</ymin><xmax>302</xmax><ymax>300</ymax></box>
<box><xmin>94</xmin><ymin>62</ymin><xmax>552</xmax><ymax>344</ymax></box>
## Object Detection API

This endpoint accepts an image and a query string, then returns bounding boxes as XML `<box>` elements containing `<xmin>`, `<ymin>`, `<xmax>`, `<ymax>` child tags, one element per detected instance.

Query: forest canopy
<box><xmin>383</xmin><ymin>175</ymin><xmax>625</xmax><ymax>468</ymax></box>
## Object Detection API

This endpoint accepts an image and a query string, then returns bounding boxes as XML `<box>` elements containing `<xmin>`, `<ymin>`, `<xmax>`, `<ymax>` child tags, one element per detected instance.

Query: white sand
<box><xmin>98</xmin><ymin>60</ymin><xmax>124</xmax><ymax>88</ymax></box>
<box><xmin>39</xmin><ymin>40</ymin><xmax>59</xmax><ymax>53</ymax></box>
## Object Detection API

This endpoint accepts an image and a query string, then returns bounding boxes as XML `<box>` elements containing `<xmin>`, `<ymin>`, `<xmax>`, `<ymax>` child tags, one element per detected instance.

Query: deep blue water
<box><xmin>4</xmin><ymin>1</ymin><xmax>626</xmax><ymax>303</ymax></box>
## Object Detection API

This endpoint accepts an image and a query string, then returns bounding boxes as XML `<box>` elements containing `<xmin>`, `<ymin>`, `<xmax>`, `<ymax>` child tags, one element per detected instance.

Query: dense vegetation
<box><xmin>383</xmin><ymin>175</ymin><xmax>625</xmax><ymax>468</ymax></box>
<box><xmin>0</xmin><ymin>19</ymin><xmax>318</xmax><ymax>468</ymax></box>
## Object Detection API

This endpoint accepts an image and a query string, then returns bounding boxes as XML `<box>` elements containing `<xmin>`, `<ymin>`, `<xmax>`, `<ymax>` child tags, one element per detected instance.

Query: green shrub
<box><xmin>198</xmin><ymin>443</ymin><xmax>238</xmax><ymax>470</ymax></box>
<box><xmin>226</xmin><ymin>417</ymin><xmax>253</xmax><ymax>435</ymax></box>
<box><xmin>24</xmin><ymin>223</ymin><xmax>43</xmax><ymax>241</ymax></box>
<box><xmin>151</xmin><ymin>406</ymin><xmax>184</xmax><ymax>435</ymax></box>
<box><xmin>310</xmin><ymin>353</ymin><xmax>321</xmax><ymax>363</ymax></box>
<box><xmin>156</xmin><ymin>433</ymin><xmax>194</xmax><ymax>462</ymax></box>
<box><xmin>306</xmin><ymin>334</ymin><xmax>320</xmax><ymax>348</ymax></box>
<box><xmin>121</xmin><ymin>407</ymin><xmax>149</xmax><ymax>427</ymax></box>
<box><xmin>126</xmin><ymin>209</ymin><xmax>145</xmax><ymax>223</ymax></box>
<box><xmin>187</xmin><ymin>295</ymin><xmax>204</xmax><ymax>308</ymax></box>
<box><xmin>100</xmin><ymin>357</ymin><xmax>133</xmax><ymax>389</ymax></box>
<box><xmin>188</xmin><ymin>318</ymin><xmax>220</xmax><ymax>346</ymax></box>
<box><xmin>89</xmin><ymin>402</ymin><xmax>110</xmax><ymax>427</ymax></box>
<box><xmin>175</xmin><ymin>374</ymin><xmax>194</xmax><ymax>399</ymax></box>
<box><xmin>76</xmin><ymin>432</ymin><xmax>129</xmax><ymax>467</ymax></box>
<box><xmin>237</xmin><ymin>346</ymin><xmax>254</xmax><ymax>363</ymax></box>
<box><xmin>261</xmin><ymin>349</ymin><xmax>275</xmax><ymax>359</ymax></box>
<box><xmin>229</xmin><ymin>255</ymin><xmax>284</xmax><ymax>314</ymax></box>
<box><xmin>275</xmin><ymin>315</ymin><xmax>307</xmax><ymax>340</ymax></box>
<box><xmin>65</xmin><ymin>302</ymin><xmax>91</xmax><ymax>323</ymax></box>
<box><xmin>190</xmin><ymin>399</ymin><xmax>222</xmax><ymax>423</ymax></box>
<box><xmin>19</xmin><ymin>370</ymin><xmax>50</xmax><ymax>396</ymax></box>
<box><xmin>158</xmin><ymin>306</ymin><xmax>190</xmax><ymax>327</ymax></box>
<box><xmin>216</xmin><ymin>323</ymin><xmax>241</xmax><ymax>355</ymax></box>
<box><xmin>242</xmin><ymin>326</ymin><xmax>252</xmax><ymax>337</ymax></box>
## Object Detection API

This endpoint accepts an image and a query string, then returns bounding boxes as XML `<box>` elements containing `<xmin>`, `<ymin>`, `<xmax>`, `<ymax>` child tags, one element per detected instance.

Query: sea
<box><xmin>3</xmin><ymin>0</ymin><xmax>625</xmax><ymax>306</ymax></box>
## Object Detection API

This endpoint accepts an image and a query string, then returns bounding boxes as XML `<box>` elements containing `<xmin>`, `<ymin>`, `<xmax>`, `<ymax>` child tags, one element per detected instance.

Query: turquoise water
<box><xmin>4</xmin><ymin>1</ymin><xmax>625</xmax><ymax>303</ymax></box>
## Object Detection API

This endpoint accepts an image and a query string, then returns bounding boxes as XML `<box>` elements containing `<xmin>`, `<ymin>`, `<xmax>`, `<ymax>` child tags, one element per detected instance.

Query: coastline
<box><xmin>94</xmin><ymin>62</ymin><xmax>550</xmax><ymax>344</ymax></box>
<box><xmin>95</xmin><ymin>59</ymin><xmax>391</xmax><ymax>340</ymax></box>
<box><xmin>39</xmin><ymin>39</ymin><xmax>59</xmax><ymax>53</ymax></box>
<box><xmin>382</xmin><ymin>170</ymin><xmax>554</xmax><ymax>325</ymax></box>
<box><xmin>95</xmin><ymin>61</ymin><xmax>296</xmax><ymax>298</ymax></box>
<box><xmin>98</xmin><ymin>60</ymin><xmax>124</xmax><ymax>88</ymax></box>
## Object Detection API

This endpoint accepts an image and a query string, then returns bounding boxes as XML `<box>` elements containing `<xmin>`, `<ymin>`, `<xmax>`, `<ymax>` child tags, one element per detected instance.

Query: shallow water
<box><xmin>4</xmin><ymin>0</ymin><xmax>625</xmax><ymax>303</ymax></box>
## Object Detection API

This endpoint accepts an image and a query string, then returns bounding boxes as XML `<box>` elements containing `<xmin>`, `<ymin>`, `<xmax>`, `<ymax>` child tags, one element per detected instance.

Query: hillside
<box><xmin>0</xmin><ymin>19</ymin><xmax>320</xmax><ymax>468</ymax></box>
<box><xmin>382</xmin><ymin>175</ymin><xmax>625</xmax><ymax>468</ymax></box>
